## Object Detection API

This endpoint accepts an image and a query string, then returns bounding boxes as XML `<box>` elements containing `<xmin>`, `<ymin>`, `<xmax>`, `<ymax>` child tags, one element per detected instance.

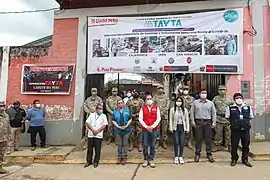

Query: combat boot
<box><xmin>187</xmin><ymin>141</ymin><xmax>193</xmax><ymax>149</ymax></box>
<box><xmin>128</xmin><ymin>143</ymin><xmax>134</xmax><ymax>151</ymax></box>
<box><xmin>107</xmin><ymin>137</ymin><xmax>112</xmax><ymax>145</ymax></box>
<box><xmin>162</xmin><ymin>141</ymin><xmax>167</xmax><ymax>149</ymax></box>
<box><xmin>0</xmin><ymin>166</ymin><xmax>8</xmax><ymax>174</ymax></box>
<box><xmin>138</xmin><ymin>142</ymin><xmax>143</xmax><ymax>152</ymax></box>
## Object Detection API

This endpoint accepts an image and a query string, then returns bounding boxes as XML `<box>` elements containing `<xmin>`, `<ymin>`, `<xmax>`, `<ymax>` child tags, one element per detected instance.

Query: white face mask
<box><xmin>235</xmin><ymin>99</ymin><xmax>243</xmax><ymax>105</ymax></box>
<box><xmin>176</xmin><ymin>102</ymin><xmax>182</xmax><ymax>107</ymax></box>
<box><xmin>147</xmin><ymin>100</ymin><xmax>153</xmax><ymax>106</ymax></box>
<box><xmin>35</xmin><ymin>104</ymin><xmax>41</xmax><ymax>108</ymax></box>
<box><xmin>127</xmin><ymin>93</ymin><xmax>131</xmax><ymax>97</ymax></box>
<box><xmin>200</xmin><ymin>93</ymin><xmax>207</xmax><ymax>99</ymax></box>
<box><xmin>183</xmin><ymin>90</ymin><xmax>189</xmax><ymax>95</ymax></box>
<box><xmin>179</xmin><ymin>90</ymin><xmax>183</xmax><ymax>93</ymax></box>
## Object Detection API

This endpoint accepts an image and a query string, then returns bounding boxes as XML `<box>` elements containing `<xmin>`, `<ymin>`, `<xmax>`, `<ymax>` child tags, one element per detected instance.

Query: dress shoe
<box><xmin>121</xmin><ymin>158</ymin><xmax>127</xmax><ymax>165</ymax></box>
<box><xmin>116</xmin><ymin>158</ymin><xmax>122</xmax><ymax>165</ymax></box>
<box><xmin>207</xmin><ymin>155</ymin><xmax>215</xmax><ymax>163</ymax></box>
<box><xmin>93</xmin><ymin>162</ymin><xmax>99</xmax><ymax>168</ymax></box>
<box><xmin>230</xmin><ymin>160</ymin><xmax>237</xmax><ymax>166</ymax></box>
<box><xmin>31</xmin><ymin>146</ymin><xmax>36</xmax><ymax>151</ymax></box>
<box><xmin>84</xmin><ymin>162</ymin><xmax>92</xmax><ymax>168</ymax></box>
<box><xmin>194</xmin><ymin>155</ymin><xmax>200</xmax><ymax>162</ymax></box>
<box><xmin>242</xmin><ymin>160</ymin><xmax>253</xmax><ymax>167</ymax></box>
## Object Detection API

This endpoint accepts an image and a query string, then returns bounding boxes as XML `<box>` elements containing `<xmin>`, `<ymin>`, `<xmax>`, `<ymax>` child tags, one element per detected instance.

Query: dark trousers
<box><xmin>86</xmin><ymin>137</ymin><xmax>102</xmax><ymax>163</ymax></box>
<box><xmin>195</xmin><ymin>119</ymin><xmax>212</xmax><ymax>155</ymax></box>
<box><xmin>142</xmin><ymin>130</ymin><xmax>157</xmax><ymax>161</ymax></box>
<box><xmin>29</xmin><ymin>126</ymin><xmax>46</xmax><ymax>147</ymax></box>
<box><xmin>173</xmin><ymin>124</ymin><xmax>185</xmax><ymax>157</ymax></box>
<box><xmin>231</xmin><ymin>130</ymin><xmax>250</xmax><ymax>161</ymax></box>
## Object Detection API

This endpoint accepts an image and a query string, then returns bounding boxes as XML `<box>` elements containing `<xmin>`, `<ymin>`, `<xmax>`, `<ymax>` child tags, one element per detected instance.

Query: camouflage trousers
<box><xmin>214</xmin><ymin>122</ymin><xmax>231</xmax><ymax>147</ymax></box>
<box><xmin>106</xmin><ymin>114</ymin><xmax>114</xmax><ymax>139</ymax></box>
<box><xmin>7</xmin><ymin>127</ymin><xmax>21</xmax><ymax>152</ymax></box>
<box><xmin>0</xmin><ymin>141</ymin><xmax>7</xmax><ymax>166</ymax></box>
<box><xmin>185</xmin><ymin>120</ymin><xmax>193</xmax><ymax>143</ymax></box>
<box><xmin>129</xmin><ymin>118</ymin><xmax>142</xmax><ymax>144</ymax></box>
<box><xmin>157</xmin><ymin>116</ymin><xmax>168</xmax><ymax>142</ymax></box>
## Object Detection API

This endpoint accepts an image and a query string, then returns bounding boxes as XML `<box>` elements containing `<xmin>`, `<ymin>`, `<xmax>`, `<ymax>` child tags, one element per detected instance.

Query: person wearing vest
<box><xmin>225</xmin><ymin>93</ymin><xmax>254</xmax><ymax>167</ymax></box>
<box><xmin>112</xmin><ymin>100</ymin><xmax>132</xmax><ymax>165</ymax></box>
<box><xmin>139</xmin><ymin>94</ymin><xmax>161</xmax><ymax>168</ymax></box>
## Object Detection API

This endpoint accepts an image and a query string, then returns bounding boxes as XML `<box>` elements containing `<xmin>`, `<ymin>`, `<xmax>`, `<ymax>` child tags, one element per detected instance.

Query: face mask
<box><xmin>179</xmin><ymin>90</ymin><xmax>183</xmax><ymax>93</ymax></box>
<box><xmin>147</xmin><ymin>100</ymin><xmax>153</xmax><ymax>106</ymax></box>
<box><xmin>0</xmin><ymin>108</ymin><xmax>5</xmax><ymax>113</ymax></box>
<box><xmin>118</xmin><ymin>103</ymin><xmax>124</xmax><ymax>108</ymax></box>
<box><xmin>235</xmin><ymin>99</ymin><xmax>243</xmax><ymax>105</ymax></box>
<box><xmin>35</xmin><ymin>104</ymin><xmax>41</xmax><ymax>108</ymax></box>
<box><xmin>176</xmin><ymin>102</ymin><xmax>182</xmax><ymax>107</ymax></box>
<box><xmin>200</xmin><ymin>93</ymin><xmax>207</xmax><ymax>99</ymax></box>
<box><xmin>127</xmin><ymin>93</ymin><xmax>131</xmax><ymax>97</ymax></box>
<box><xmin>133</xmin><ymin>93</ymin><xmax>139</xmax><ymax>98</ymax></box>
<box><xmin>97</xmin><ymin>110</ymin><xmax>103</xmax><ymax>115</ymax></box>
<box><xmin>183</xmin><ymin>90</ymin><xmax>189</xmax><ymax>95</ymax></box>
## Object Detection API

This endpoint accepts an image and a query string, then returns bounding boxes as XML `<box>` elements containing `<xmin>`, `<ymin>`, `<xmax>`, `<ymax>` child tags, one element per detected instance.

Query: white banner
<box><xmin>87</xmin><ymin>9</ymin><xmax>243</xmax><ymax>74</ymax></box>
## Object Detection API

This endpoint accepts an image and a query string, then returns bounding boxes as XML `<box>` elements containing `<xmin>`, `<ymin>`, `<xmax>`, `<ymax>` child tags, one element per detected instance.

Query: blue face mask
<box><xmin>97</xmin><ymin>110</ymin><xmax>103</xmax><ymax>115</ymax></box>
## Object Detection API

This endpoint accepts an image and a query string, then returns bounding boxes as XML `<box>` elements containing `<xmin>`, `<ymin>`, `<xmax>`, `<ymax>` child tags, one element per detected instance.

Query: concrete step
<box><xmin>240</xmin><ymin>142</ymin><xmax>270</xmax><ymax>161</ymax></box>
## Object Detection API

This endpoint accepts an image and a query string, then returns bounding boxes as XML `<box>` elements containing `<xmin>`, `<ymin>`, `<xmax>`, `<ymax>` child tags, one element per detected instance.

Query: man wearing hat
<box><xmin>0</xmin><ymin>101</ymin><xmax>10</xmax><ymax>174</ymax></box>
<box><xmin>182</xmin><ymin>86</ymin><xmax>195</xmax><ymax>149</ymax></box>
<box><xmin>212</xmin><ymin>85</ymin><xmax>234</xmax><ymax>151</ymax></box>
<box><xmin>225</xmin><ymin>93</ymin><xmax>253</xmax><ymax>167</ymax></box>
<box><xmin>153</xmin><ymin>85</ymin><xmax>169</xmax><ymax>149</ymax></box>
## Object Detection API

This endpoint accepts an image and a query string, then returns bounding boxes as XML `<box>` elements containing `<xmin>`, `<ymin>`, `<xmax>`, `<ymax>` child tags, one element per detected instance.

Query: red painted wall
<box><xmin>227</xmin><ymin>7</ymin><xmax>254</xmax><ymax>109</ymax></box>
<box><xmin>6</xmin><ymin>18</ymin><xmax>79</xmax><ymax>120</ymax></box>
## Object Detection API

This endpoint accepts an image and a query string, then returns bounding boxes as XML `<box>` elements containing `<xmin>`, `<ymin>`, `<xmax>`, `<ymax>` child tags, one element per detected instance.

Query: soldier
<box><xmin>84</xmin><ymin>88</ymin><xmax>103</xmax><ymax>116</ymax></box>
<box><xmin>182</xmin><ymin>86</ymin><xmax>195</xmax><ymax>149</ymax></box>
<box><xmin>212</xmin><ymin>85</ymin><xmax>234</xmax><ymax>151</ymax></box>
<box><xmin>153</xmin><ymin>85</ymin><xmax>169</xmax><ymax>149</ymax></box>
<box><xmin>105</xmin><ymin>87</ymin><xmax>122</xmax><ymax>145</ymax></box>
<box><xmin>0</xmin><ymin>101</ymin><xmax>11</xmax><ymax>174</ymax></box>
<box><xmin>83</xmin><ymin>88</ymin><xmax>103</xmax><ymax>149</ymax></box>
<box><xmin>126</xmin><ymin>90</ymin><xmax>144</xmax><ymax>152</ymax></box>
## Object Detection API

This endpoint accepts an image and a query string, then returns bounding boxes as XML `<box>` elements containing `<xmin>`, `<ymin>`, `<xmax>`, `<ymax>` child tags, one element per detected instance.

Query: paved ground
<box><xmin>1</xmin><ymin>161</ymin><xmax>270</xmax><ymax>180</ymax></box>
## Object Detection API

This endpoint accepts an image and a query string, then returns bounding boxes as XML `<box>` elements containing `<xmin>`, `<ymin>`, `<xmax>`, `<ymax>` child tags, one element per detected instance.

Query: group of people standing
<box><xmin>83</xmin><ymin>85</ymin><xmax>254</xmax><ymax>168</ymax></box>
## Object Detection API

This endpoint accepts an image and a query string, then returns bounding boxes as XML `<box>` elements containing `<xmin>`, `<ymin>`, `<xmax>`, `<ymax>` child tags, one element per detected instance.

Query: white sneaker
<box><xmin>179</xmin><ymin>157</ymin><xmax>185</xmax><ymax>164</ymax></box>
<box><xmin>149</xmin><ymin>161</ymin><xmax>155</xmax><ymax>168</ymax></box>
<box><xmin>142</xmin><ymin>160</ymin><xmax>148</xmax><ymax>167</ymax></box>
<box><xmin>174</xmin><ymin>157</ymin><xmax>179</xmax><ymax>164</ymax></box>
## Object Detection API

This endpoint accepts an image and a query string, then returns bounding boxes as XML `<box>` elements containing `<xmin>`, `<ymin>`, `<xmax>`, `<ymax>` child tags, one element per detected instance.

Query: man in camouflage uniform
<box><xmin>0</xmin><ymin>101</ymin><xmax>11</xmax><ymax>174</ymax></box>
<box><xmin>182</xmin><ymin>86</ymin><xmax>195</xmax><ymax>149</ymax></box>
<box><xmin>153</xmin><ymin>85</ymin><xmax>169</xmax><ymax>149</ymax></box>
<box><xmin>126</xmin><ymin>90</ymin><xmax>144</xmax><ymax>152</ymax></box>
<box><xmin>83</xmin><ymin>88</ymin><xmax>103</xmax><ymax>149</ymax></box>
<box><xmin>212</xmin><ymin>85</ymin><xmax>234</xmax><ymax>151</ymax></box>
<box><xmin>105</xmin><ymin>87</ymin><xmax>122</xmax><ymax>145</ymax></box>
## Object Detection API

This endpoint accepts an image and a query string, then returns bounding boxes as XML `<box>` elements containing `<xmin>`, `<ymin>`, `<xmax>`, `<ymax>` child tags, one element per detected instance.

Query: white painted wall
<box><xmin>0</xmin><ymin>47</ymin><xmax>10</xmax><ymax>103</ymax></box>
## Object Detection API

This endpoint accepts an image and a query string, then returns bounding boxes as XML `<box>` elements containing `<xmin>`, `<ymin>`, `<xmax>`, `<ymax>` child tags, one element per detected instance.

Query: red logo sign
<box><xmin>206</xmin><ymin>65</ymin><xmax>214</xmax><ymax>72</ymax></box>
<box><xmin>186</xmin><ymin>57</ymin><xmax>192</xmax><ymax>64</ymax></box>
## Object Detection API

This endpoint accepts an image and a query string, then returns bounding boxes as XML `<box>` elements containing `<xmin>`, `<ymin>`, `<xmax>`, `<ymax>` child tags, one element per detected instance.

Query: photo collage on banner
<box><xmin>87</xmin><ymin>9</ymin><xmax>243</xmax><ymax>74</ymax></box>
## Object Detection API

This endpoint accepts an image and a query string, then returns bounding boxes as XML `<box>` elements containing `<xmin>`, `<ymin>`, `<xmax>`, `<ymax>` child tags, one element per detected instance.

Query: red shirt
<box><xmin>141</xmin><ymin>104</ymin><xmax>158</xmax><ymax>131</ymax></box>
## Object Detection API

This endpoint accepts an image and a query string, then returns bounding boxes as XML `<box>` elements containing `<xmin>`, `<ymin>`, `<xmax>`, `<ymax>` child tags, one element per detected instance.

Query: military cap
<box><xmin>112</xmin><ymin>87</ymin><xmax>118</xmax><ymax>91</ymax></box>
<box><xmin>0</xmin><ymin>101</ymin><xmax>5</xmax><ymax>106</ymax></box>
<box><xmin>91</xmin><ymin>88</ymin><xmax>97</xmax><ymax>92</ymax></box>
<box><xmin>183</xmin><ymin>86</ymin><xmax>190</xmax><ymax>89</ymax></box>
<box><xmin>157</xmin><ymin>85</ymin><xmax>164</xmax><ymax>89</ymax></box>
<box><xmin>218</xmin><ymin>85</ymin><xmax>227</xmax><ymax>90</ymax></box>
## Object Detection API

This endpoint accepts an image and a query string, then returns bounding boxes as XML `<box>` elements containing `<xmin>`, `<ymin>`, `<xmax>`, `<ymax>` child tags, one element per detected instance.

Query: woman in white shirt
<box><xmin>169</xmin><ymin>96</ymin><xmax>190</xmax><ymax>164</ymax></box>
<box><xmin>84</xmin><ymin>104</ymin><xmax>108</xmax><ymax>168</ymax></box>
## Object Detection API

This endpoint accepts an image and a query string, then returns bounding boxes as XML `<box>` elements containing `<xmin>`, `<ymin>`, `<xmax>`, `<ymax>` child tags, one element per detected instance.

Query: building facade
<box><xmin>0</xmin><ymin>0</ymin><xmax>270</xmax><ymax>145</ymax></box>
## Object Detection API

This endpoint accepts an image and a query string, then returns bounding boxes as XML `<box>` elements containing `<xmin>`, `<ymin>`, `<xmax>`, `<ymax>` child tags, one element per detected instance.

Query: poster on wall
<box><xmin>21</xmin><ymin>65</ymin><xmax>75</xmax><ymax>95</ymax></box>
<box><xmin>87</xmin><ymin>9</ymin><xmax>243</xmax><ymax>74</ymax></box>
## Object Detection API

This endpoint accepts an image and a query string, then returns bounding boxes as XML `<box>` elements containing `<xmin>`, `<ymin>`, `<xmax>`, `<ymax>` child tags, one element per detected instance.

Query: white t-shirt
<box><xmin>86</xmin><ymin>112</ymin><xmax>108</xmax><ymax>139</ymax></box>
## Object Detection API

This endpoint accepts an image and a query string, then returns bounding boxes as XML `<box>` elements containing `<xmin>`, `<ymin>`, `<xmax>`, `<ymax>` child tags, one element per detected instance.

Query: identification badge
<box><xmin>239</xmin><ymin>115</ymin><xmax>244</xmax><ymax>120</ymax></box>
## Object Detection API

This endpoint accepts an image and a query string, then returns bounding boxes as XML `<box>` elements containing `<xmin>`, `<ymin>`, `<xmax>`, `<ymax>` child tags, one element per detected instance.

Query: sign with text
<box><xmin>21</xmin><ymin>65</ymin><xmax>75</xmax><ymax>95</ymax></box>
<box><xmin>87</xmin><ymin>9</ymin><xmax>243</xmax><ymax>74</ymax></box>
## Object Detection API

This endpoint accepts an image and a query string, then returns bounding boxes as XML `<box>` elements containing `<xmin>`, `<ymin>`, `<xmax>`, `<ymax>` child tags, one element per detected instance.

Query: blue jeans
<box><xmin>115</xmin><ymin>132</ymin><xmax>130</xmax><ymax>158</ymax></box>
<box><xmin>173</xmin><ymin>124</ymin><xmax>185</xmax><ymax>157</ymax></box>
<box><xmin>142</xmin><ymin>130</ymin><xmax>157</xmax><ymax>161</ymax></box>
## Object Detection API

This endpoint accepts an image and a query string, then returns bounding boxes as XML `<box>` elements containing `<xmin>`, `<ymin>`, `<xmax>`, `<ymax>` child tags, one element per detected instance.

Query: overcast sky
<box><xmin>0</xmin><ymin>0</ymin><xmax>59</xmax><ymax>47</ymax></box>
